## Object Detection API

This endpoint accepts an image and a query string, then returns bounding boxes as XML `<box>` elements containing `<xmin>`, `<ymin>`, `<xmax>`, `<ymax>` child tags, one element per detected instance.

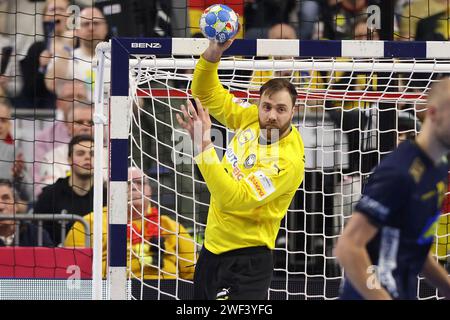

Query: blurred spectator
<box><xmin>34</xmin><ymin>81</ymin><xmax>88</xmax><ymax>196</ymax></box>
<box><xmin>0</xmin><ymin>0</ymin><xmax>49</xmax><ymax>99</ymax></box>
<box><xmin>34</xmin><ymin>135</ymin><xmax>107</xmax><ymax>246</ymax></box>
<box><xmin>398</xmin><ymin>0</ymin><xmax>448</xmax><ymax>40</ymax></box>
<box><xmin>244</xmin><ymin>0</ymin><xmax>296</xmax><ymax>39</ymax></box>
<box><xmin>0</xmin><ymin>45</ymin><xmax>13</xmax><ymax>98</ymax></box>
<box><xmin>353</xmin><ymin>15</ymin><xmax>380</xmax><ymax>40</ymax></box>
<box><xmin>65</xmin><ymin>166</ymin><xmax>196</xmax><ymax>280</ymax></box>
<box><xmin>415</xmin><ymin>2</ymin><xmax>450</xmax><ymax>41</ymax></box>
<box><xmin>298</xmin><ymin>0</ymin><xmax>325</xmax><ymax>39</ymax></box>
<box><xmin>45</xmin><ymin>6</ymin><xmax>109</xmax><ymax>95</ymax></box>
<box><xmin>267</xmin><ymin>23</ymin><xmax>297</xmax><ymax>40</ymax></box>
<box><xmin>0</xmin><ymin>98</ymin><xmax>32</xmax><ymax>204</ymax></box>
<box><xmin>251</xmin><ymin>23</ymin><xmax>300</xmax><ymax>85</ymax></box>
<box><xmin>16</xmin><ymin>0</ymin><xmax>72</xmax><ymax>110</ymax></box>
<box><xmin>0</xmin><ymin>179</ymin><xmax>53</xmax><ymax>247</ymax></box>
<box><xmin>323</xmin><ymin>0</ymin><xmax>369</xmax><ymax>40</ymax></box>
<box><xmin>39</xmin><ymin>101</ymin><xmax>93</xmax><ymax>187</ymax></box>
<box><xmin>54</xmin><ymin>79</ymin><xmax>90</xmax><ymax>120</ymax></box>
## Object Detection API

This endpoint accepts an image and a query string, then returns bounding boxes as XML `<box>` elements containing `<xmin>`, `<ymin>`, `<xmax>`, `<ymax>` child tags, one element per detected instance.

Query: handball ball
<box><xmin>199</xmin><ymin>4</ymin><xmax>239</xmax><ymax>43</ymax></box>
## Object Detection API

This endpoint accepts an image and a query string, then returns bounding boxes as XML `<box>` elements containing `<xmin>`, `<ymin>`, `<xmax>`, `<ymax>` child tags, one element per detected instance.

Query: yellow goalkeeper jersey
<box><xmin>191</xmin><ymin>56</ymin><xmax>305</xmax><ymax>254</ymax></box>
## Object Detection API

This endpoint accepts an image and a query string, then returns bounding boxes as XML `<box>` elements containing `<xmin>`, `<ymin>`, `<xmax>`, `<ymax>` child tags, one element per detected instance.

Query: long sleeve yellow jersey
<box><xmin>191</xmin><ymin>56</ymin><xmax>305</xmax><ymax>254</ymax></box>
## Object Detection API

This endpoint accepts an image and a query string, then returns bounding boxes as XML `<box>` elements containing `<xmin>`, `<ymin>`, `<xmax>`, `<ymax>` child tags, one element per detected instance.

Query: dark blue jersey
<box><xmin>340</xmin><ymin>140</ymin><xmax>449</xmax><ymax>300</ymax></box>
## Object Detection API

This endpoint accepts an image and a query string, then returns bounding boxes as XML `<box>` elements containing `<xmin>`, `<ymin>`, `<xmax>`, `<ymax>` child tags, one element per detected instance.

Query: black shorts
<box><xmin>193</xmin><ymin>245</ymin><xmax>273</xmax><ymax>300</ymax></box>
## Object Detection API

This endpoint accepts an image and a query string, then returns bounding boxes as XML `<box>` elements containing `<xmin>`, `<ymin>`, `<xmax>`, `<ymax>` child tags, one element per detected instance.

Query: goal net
<box><xmin>98</xmin><ymin>38</ymin><xmax>450</xmax><ymax>300</ymax></box>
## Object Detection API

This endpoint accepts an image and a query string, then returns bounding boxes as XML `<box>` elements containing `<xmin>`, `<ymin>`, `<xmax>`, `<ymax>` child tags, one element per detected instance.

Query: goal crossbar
<box><xmin>136</xmin><ymin>88</ymin><xmax>426</xmax><ymax>103</ymax></box>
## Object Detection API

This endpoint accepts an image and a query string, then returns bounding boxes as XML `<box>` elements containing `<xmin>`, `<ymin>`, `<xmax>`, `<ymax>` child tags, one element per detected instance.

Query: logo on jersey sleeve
<box><xmin>246</xmin><ymin>170</ymin><xmax>275</xmax><ymax>200</ymax></box>
<box><xmin>408</xmin><ymin>158</ymin><xmax>425</xmax><ymax>184</ymax></box>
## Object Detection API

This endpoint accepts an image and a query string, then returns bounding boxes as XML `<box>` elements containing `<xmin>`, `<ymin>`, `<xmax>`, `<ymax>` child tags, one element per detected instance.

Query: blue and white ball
<box><xmin>199</xmin><ymin>4</ymin><xmax>239</xmax><ymax>43</ymax></box>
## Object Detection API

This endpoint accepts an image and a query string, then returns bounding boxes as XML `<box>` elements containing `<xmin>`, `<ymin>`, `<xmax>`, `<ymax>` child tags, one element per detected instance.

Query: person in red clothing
<box><xmin>65</xmin><ymin>167</ymin><xmax>196</xmax><ymax>280</ymax></box>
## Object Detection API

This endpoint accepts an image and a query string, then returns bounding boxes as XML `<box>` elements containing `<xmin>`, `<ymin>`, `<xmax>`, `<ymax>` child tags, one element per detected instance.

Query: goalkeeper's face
<box><xmin>258</xmin><ymin>90</ymin><xmax>294</xmax><ymax>141</ymax></box>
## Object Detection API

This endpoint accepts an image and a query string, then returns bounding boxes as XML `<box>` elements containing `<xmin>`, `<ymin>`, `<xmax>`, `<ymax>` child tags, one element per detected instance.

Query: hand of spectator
<box><xmin>12</xmin><ymin>153</ymin><xmax>25</xmax><ymax>179</ymax></box>
<box><xmin>39</xmin><ymin>49</ymin><xmax>53</xmax><ymax>68</ymax></box>
<box><xmin>0</xmin><ymin>75</ymin><xmax>9</xmax><ymax>92</ymax></box>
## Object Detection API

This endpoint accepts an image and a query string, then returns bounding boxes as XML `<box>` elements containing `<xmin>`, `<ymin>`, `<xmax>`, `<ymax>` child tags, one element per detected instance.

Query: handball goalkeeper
<box><xmin>176</xmin><ymin>37</ymin><xmax>305</xmax><ymax>300</ymax></box>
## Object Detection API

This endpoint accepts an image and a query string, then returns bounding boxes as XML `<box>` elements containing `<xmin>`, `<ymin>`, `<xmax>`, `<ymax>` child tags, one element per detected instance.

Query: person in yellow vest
<box><xmin>178</xmin><ymin>35</ymin><xmax>305</xmax><ymax>299</ymax></box>
<box><xmin>64</xmin><ymin>167</ymin><xmax>196</xmax><ymax>280</ymax></box>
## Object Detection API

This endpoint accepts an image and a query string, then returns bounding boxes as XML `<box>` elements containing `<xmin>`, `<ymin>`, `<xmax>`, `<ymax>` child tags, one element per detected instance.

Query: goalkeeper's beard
<box><xmin>259</xmin><ymin>120</ymin><xmax>291</xmax><ymax>143</ymax></box>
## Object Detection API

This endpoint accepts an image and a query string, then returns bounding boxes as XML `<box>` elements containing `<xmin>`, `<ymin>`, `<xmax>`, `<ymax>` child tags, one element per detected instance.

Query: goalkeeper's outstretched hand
<box><xmin>203</xmin><ymin>22</ymin><xmax>241</xmax><ymax>63</ymax></box>
<box><xmin>176</xmin><ymin>98</ymin><xmax>213</xmax><ymax>155</ymax></box>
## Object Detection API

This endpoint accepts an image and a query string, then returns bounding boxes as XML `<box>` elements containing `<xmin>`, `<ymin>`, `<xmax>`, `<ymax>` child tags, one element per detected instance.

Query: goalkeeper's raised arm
<box><xmin>191</xmin><ymin>38</ymin><xmax>258</xmax><ymax>130</ymax></box>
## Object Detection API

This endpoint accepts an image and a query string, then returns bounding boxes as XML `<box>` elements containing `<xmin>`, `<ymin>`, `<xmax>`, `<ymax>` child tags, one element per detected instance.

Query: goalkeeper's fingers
<box><xmin>176</xmin><ymin>105</ymin><xmax>192</xmax><ymax>129</ymax></box>
<box><xmin>186</xmin><ymin>100</ymin><xmax>198</xmax><ymax>120</ymax></box>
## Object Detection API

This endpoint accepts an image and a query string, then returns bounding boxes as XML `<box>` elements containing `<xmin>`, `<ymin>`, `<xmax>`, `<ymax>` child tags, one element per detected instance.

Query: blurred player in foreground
<box><xmin>336</xmin><ymin>78</ymin><xmax>450</xmax><ymax>300</ymax></box>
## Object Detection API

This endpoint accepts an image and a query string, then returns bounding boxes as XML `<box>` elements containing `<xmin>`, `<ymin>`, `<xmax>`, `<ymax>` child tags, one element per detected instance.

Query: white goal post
<box><xmin>94</xmin><ymin>38</ymin><xmax>450</xmax><ymax>300</ymax></box>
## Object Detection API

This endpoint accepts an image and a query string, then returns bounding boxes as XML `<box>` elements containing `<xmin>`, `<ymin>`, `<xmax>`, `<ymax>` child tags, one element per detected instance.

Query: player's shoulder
<box><xmin>376</xmin><ymin>140</ymin><xmax>436</xmax><ymax>185</ymax></box>
<box><xmin>379</xmin><ymin>140</ymin><xmax>422</xmax><ymax>171</ymax></box>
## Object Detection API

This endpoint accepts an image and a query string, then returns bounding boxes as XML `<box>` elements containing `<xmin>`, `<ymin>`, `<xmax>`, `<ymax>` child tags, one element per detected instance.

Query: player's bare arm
<box><xmin>335</xmin><ymin>212</ymin><xmax>392</xmax><ymax>300</ymax></box>
<box><xmin>421</xmin><ymin>252</ymin><xmax>450</xmax><ymax>299</ymax></box>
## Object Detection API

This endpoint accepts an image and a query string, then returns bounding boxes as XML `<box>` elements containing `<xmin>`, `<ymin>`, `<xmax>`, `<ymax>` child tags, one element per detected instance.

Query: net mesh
<box><xmin>124</xmin><ymin>54</ymin><xmax>450</xmax><ymax>300</ymax></box>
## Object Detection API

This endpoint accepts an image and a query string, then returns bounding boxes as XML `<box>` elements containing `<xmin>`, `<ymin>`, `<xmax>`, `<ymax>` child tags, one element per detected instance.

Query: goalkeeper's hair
<box><xmin>259</xmin><ymin>78</ymin><xmax>297</xmax><ymax>107</ymax></box>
